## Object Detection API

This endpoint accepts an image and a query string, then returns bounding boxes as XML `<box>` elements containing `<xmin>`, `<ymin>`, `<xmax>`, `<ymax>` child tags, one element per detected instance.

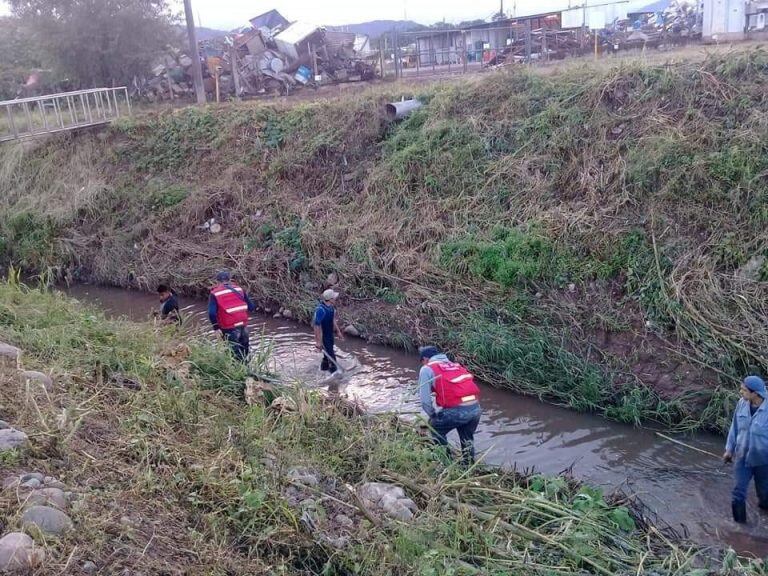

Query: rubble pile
<box><xmin>484</xmin><ymin>29</ymin><xmax>585</xmax><ymax>67</ymax></box>
<box><xmin>136</xmin><ymin>9</ymin><xmax>377</xmax><ymax>103</ymax></box>
<box><xmin>603</xmin><ymin>0</ymin><xmax>701</xmax><ymax>49</ymax></box>
<box><xmin>483</xmin><ymin>0</ymin><xmax>701</xmax><ymax>67</ymax></box>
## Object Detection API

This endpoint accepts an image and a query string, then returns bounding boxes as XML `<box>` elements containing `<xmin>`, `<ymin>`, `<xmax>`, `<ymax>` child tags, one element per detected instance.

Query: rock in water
<box><xmin>0</xmin><ymin>532</ymin><xmax>44</xmax><ymax>572</ymax></box>
<box><xmin>21</xmin><ymin>505</ymin><xmax>73</xmax><ymax>537</ymax></box>
<box><xmin>343</xmin><ymin>325</ymin><xmax>360</xmax><ymax>337</ymax></box>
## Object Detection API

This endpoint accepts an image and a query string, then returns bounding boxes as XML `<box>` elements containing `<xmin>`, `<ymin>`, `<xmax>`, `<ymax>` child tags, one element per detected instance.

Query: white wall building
<box><xmin>702</xmin><ymin>0</ymin><xmax>746</xmax><ymax>39</ymax></box>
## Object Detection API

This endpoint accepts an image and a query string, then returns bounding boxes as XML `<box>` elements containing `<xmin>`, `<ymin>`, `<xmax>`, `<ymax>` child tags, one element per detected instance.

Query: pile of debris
<box><xmin>136</xmin><ymin>9</ymin><xmax>377</xmax><ymax>102</ymax></box>
<box><xmin>483</xmin><ymin>29</ymin><xmax>585</xmax><ymax>67</ymax></box>
<box><xmin>603</xmin><ymin>0</ymin><xmax>701</xmax><ymax>49</ymax></box>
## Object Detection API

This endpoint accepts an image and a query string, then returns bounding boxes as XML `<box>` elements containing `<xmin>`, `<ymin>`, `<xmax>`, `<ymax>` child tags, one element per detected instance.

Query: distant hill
<box><xmin>329</xmin><ymin>20</ymin><xmax>421</xmax><ymax>38</ymax></box>
<box><xmin>196</xmin><ymin>27</ymin><xmax>229</xmax><ymax>41</ymax></box>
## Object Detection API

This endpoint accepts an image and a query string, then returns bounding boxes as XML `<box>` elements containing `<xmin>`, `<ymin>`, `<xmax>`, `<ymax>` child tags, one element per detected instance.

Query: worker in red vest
<box><xmin>418</xmin><ymin>346</ymin><xmax>482</xmax><ymax>465</ymax></box>
<box><xmin>208</xmin><ymin>271</ymin><xmax>255</xmax><ymax>363</ymax></box>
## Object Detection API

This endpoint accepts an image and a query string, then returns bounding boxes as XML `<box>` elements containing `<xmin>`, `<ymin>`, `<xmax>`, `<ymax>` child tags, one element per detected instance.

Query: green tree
<box><xmin>8</xmin><ymin>0</ymin><xmax>178</xmax><ymax>88</ymax></box>
<box><xmin>0</xmin><ymin>16</ymin><xmax>44</xmax><ymax>99</ymax></box>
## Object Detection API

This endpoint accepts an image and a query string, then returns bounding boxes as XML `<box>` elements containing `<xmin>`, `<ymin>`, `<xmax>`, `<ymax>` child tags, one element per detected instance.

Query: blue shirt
<box><xmin>313</xmin><ymin>302</ymin><xmax>336</xmax><ymax>346</ymax></box>
<box><xmin>726</xmin><ymin>398</ymin><xmax>768</xmax><ymax>467</ymax></box>
<box><xmin>418</xmin><ymin>353</ymin><xmax>450</xmax><ymax>417</ymax></box>
<box><xmin>208</xmin><ymin>284</ymin><xmax>255</xmax><ymax>329</ymax></box>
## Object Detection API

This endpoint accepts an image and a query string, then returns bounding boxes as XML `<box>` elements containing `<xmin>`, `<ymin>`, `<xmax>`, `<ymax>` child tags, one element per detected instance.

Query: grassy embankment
<box><xmin>0</xmin><ymin>279</ymin><xmax>763</xmax><ymax>575</ymax></box>
<box><xmin>3</xmin><ymin>49</ymin><xmax>768</xmax><ymax>432</ymax></box>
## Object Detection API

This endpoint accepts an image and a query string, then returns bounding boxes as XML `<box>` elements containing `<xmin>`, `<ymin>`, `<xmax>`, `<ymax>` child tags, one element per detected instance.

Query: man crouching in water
<box><xmin>418</xmin><ymin>346</ymin><xmax>482</xmax><ymax>465</ymax></box>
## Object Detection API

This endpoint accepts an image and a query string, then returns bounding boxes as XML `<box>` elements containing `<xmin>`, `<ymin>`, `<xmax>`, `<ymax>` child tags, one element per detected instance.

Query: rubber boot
<box><xmin>732</xmin><ymin>501</ymin><xmax>747</xmax><ymax>524</ymax></box>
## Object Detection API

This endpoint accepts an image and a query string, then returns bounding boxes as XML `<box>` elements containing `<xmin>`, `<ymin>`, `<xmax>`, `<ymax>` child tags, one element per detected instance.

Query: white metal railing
<box><xmin>0</xmin><ymin>87</ymin><xmax>131</xmax><ymax>143</ymax></box>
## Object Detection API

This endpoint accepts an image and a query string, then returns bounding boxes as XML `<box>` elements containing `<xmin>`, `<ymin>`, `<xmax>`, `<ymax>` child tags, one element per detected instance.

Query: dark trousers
<box><xmin>222</xmin><ymin>327</ymin><xmax>249</xmax><ymax>363</ymax></box>
<box><xmin>430</xmin><ymin>403</ymin><xmax>482</xmax><ymax>465</ymax></box>
<box><xmin>320</xmin><ymin>342</ymin><xmax>337</xmax><ymax>374</ymax></box>
<box><xmin>732</xmin><ymin>460</ymin><xmax>768</xmax><ymax>508</ymax></box>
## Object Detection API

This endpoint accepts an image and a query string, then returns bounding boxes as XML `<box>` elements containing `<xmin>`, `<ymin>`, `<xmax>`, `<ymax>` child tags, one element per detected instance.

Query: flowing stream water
<box><xmin>64</xmin><ymin>284</ymin><xmax>768</xmax><ymax>557</ymax></box>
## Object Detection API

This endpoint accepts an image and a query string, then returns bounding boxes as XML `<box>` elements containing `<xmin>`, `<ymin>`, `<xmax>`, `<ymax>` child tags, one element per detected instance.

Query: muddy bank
<box><xmin>65</xmin><ymin>284</ymin><xmax>768</xmax><ymax>557</ymax></box>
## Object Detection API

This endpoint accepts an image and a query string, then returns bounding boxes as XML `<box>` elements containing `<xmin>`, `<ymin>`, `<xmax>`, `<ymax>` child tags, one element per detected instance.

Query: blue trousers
<box><xmin>732</xmin><ymin>460</ymin><xmax>768</xmax><ymax>508</ymax></box>
<box><xmin>430</xmin><ymin>403</ymin><xmax>482</xmax><ymax>465</ymax></box>
<box><xmin>222</xmin><ymin>327</ymin><xmax>249</xmax><ymax>363</ymax></box>
<box><xmin>320</xmin><ymin>341</ymin><xmax>337</xmax><ymax>374</ymax></box>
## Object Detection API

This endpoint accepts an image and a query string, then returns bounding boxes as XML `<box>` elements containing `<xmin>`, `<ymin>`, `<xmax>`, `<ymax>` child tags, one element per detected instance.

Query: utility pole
<box><xmin>183</xmin><ymin>0</ymin><xmax>206</xmax><ymax>105</ymax></box>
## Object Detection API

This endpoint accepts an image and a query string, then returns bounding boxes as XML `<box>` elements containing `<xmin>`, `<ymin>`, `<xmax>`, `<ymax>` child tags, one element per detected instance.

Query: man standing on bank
<box><xmin>313</xmin><ymin>289</ymin><xmax>343</xmax><ymax>374</ymax></box>
<box><xmin>208</xmin><ymin>271</ymin><xmax>255</xmax><ymax>363</ymax></box>
<box><xmin>418</xmin><ymin>346</ymin><xmax>482</xmax><ymax>465</ymax></box>
<box><xmin>724</xmin><ymin>375</ymin><xmax>768</xmax><ymax>523</ymax></box>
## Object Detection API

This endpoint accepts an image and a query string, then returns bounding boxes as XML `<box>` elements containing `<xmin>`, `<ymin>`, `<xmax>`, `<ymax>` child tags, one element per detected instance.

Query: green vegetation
<box><xmin>0</xmin><ymin>212</ymin><xmax>63</xmax><ymax>274</ymax></box>
<box><xmin>5</xmin><ymin>50</ymin><xmax>768</xmax><ymax>432</ymax></box>
<box><xmin>0</xmin><ymin>280</ymin><xmax>762</xmax><ymax>574</ymax></box>
<box><xmin>440</xmin><ymin>227</ymin><xmax>576</xmax><ymax>288</ymax></box>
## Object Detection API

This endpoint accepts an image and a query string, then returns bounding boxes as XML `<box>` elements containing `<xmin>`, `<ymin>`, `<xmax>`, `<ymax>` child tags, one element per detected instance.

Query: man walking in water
<box><xmin>313</xmin><ymin>289</ymin><xmax>343</xmax><ymax>374</ymax></box>
<box><xmin>724</xmin><ymin>375</ymin><xmax>768</xmax><ymax>523</ymax></box>
<box><xmin>156</xmin><ymin>284</ymin><xmax>181</xmax><ymax>325</ymax></box>
<box><xmin>418</xmin><ymin>346</ymin><xmax>482</xmax><ymax>465</ymax></box>
<box><xmin>208</xmin><ymin>271</ymin><xmax>255</xmax><ymax>363</ymax></box>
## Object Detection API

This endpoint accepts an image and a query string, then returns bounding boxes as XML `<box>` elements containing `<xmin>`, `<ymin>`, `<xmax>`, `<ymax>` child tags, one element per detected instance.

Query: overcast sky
<box><xmin>0</xmin><ymin>0</ymin><xmax>586</xmax><ymax>30</ymax></box>
<box><xmin>182</xmin><ymin>0</ymin><xmax>526</xmax><ymax>29</ymax></box>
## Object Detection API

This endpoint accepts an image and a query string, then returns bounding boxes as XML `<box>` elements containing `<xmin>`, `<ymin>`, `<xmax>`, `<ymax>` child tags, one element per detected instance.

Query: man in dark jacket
<box><xmin>156</xmin><ymin>284</ymin><xmax>181</xmax><ymax>325</ymax></box>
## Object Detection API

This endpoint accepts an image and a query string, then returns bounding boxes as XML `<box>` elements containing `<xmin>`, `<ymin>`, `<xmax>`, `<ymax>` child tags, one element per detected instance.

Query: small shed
<box><xmin>702</xmin><ymin>0</ymin><xmax>745</xmax><ymax>39</ymax></box>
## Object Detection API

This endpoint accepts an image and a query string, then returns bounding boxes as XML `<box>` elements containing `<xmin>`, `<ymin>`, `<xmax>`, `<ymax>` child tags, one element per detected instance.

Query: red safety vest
<box><xmin>211</xmin><ymin>283</ymin><xmax>249</xmax><ymax>330</ymax></box>
<box><xmin>428</xmin><ymin>359</ymin><xmax>480</xmax><ymax>409</ymax></box>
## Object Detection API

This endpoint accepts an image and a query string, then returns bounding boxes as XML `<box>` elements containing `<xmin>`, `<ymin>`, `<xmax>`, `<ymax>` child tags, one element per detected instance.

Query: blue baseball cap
<box><xmin>744</xmin><ymin>376</ymin><xmax>767</xmax><ymax>399</ymax></box>
<box><xmin>419</xmin><ymin>346</ymin><xmax>439</xmax><ymax>360</ymax></box>
<box><xmin>215</xmin><ymin>270</ymin><xmax>231</xmax><ymax>282</ymax></box>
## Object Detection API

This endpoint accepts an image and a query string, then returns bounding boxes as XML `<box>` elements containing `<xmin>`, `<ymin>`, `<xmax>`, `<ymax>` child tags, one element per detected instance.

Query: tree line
<box><xmin>0</xmin><ymin>0</ymin><xmax>179</xmax><ymax>99</ymax></box>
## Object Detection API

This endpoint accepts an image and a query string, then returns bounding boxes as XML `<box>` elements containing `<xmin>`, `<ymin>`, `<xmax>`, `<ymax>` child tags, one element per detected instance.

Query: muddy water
<box><xmin>65</xmin><ymin>284</ymin><xmax>768</xmax><ymax>556</ymax></box>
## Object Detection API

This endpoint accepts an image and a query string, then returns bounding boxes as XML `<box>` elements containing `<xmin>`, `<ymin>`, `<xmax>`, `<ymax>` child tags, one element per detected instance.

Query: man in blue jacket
<box><xmin>723</xmin><ymin>375</ymin><xmax>768</xmax><ymax>523</ymax></box>
<box><xmin>313</xmin><ymin>289</ymin><xmax>343</xmax><ymax>374</ymax></box>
